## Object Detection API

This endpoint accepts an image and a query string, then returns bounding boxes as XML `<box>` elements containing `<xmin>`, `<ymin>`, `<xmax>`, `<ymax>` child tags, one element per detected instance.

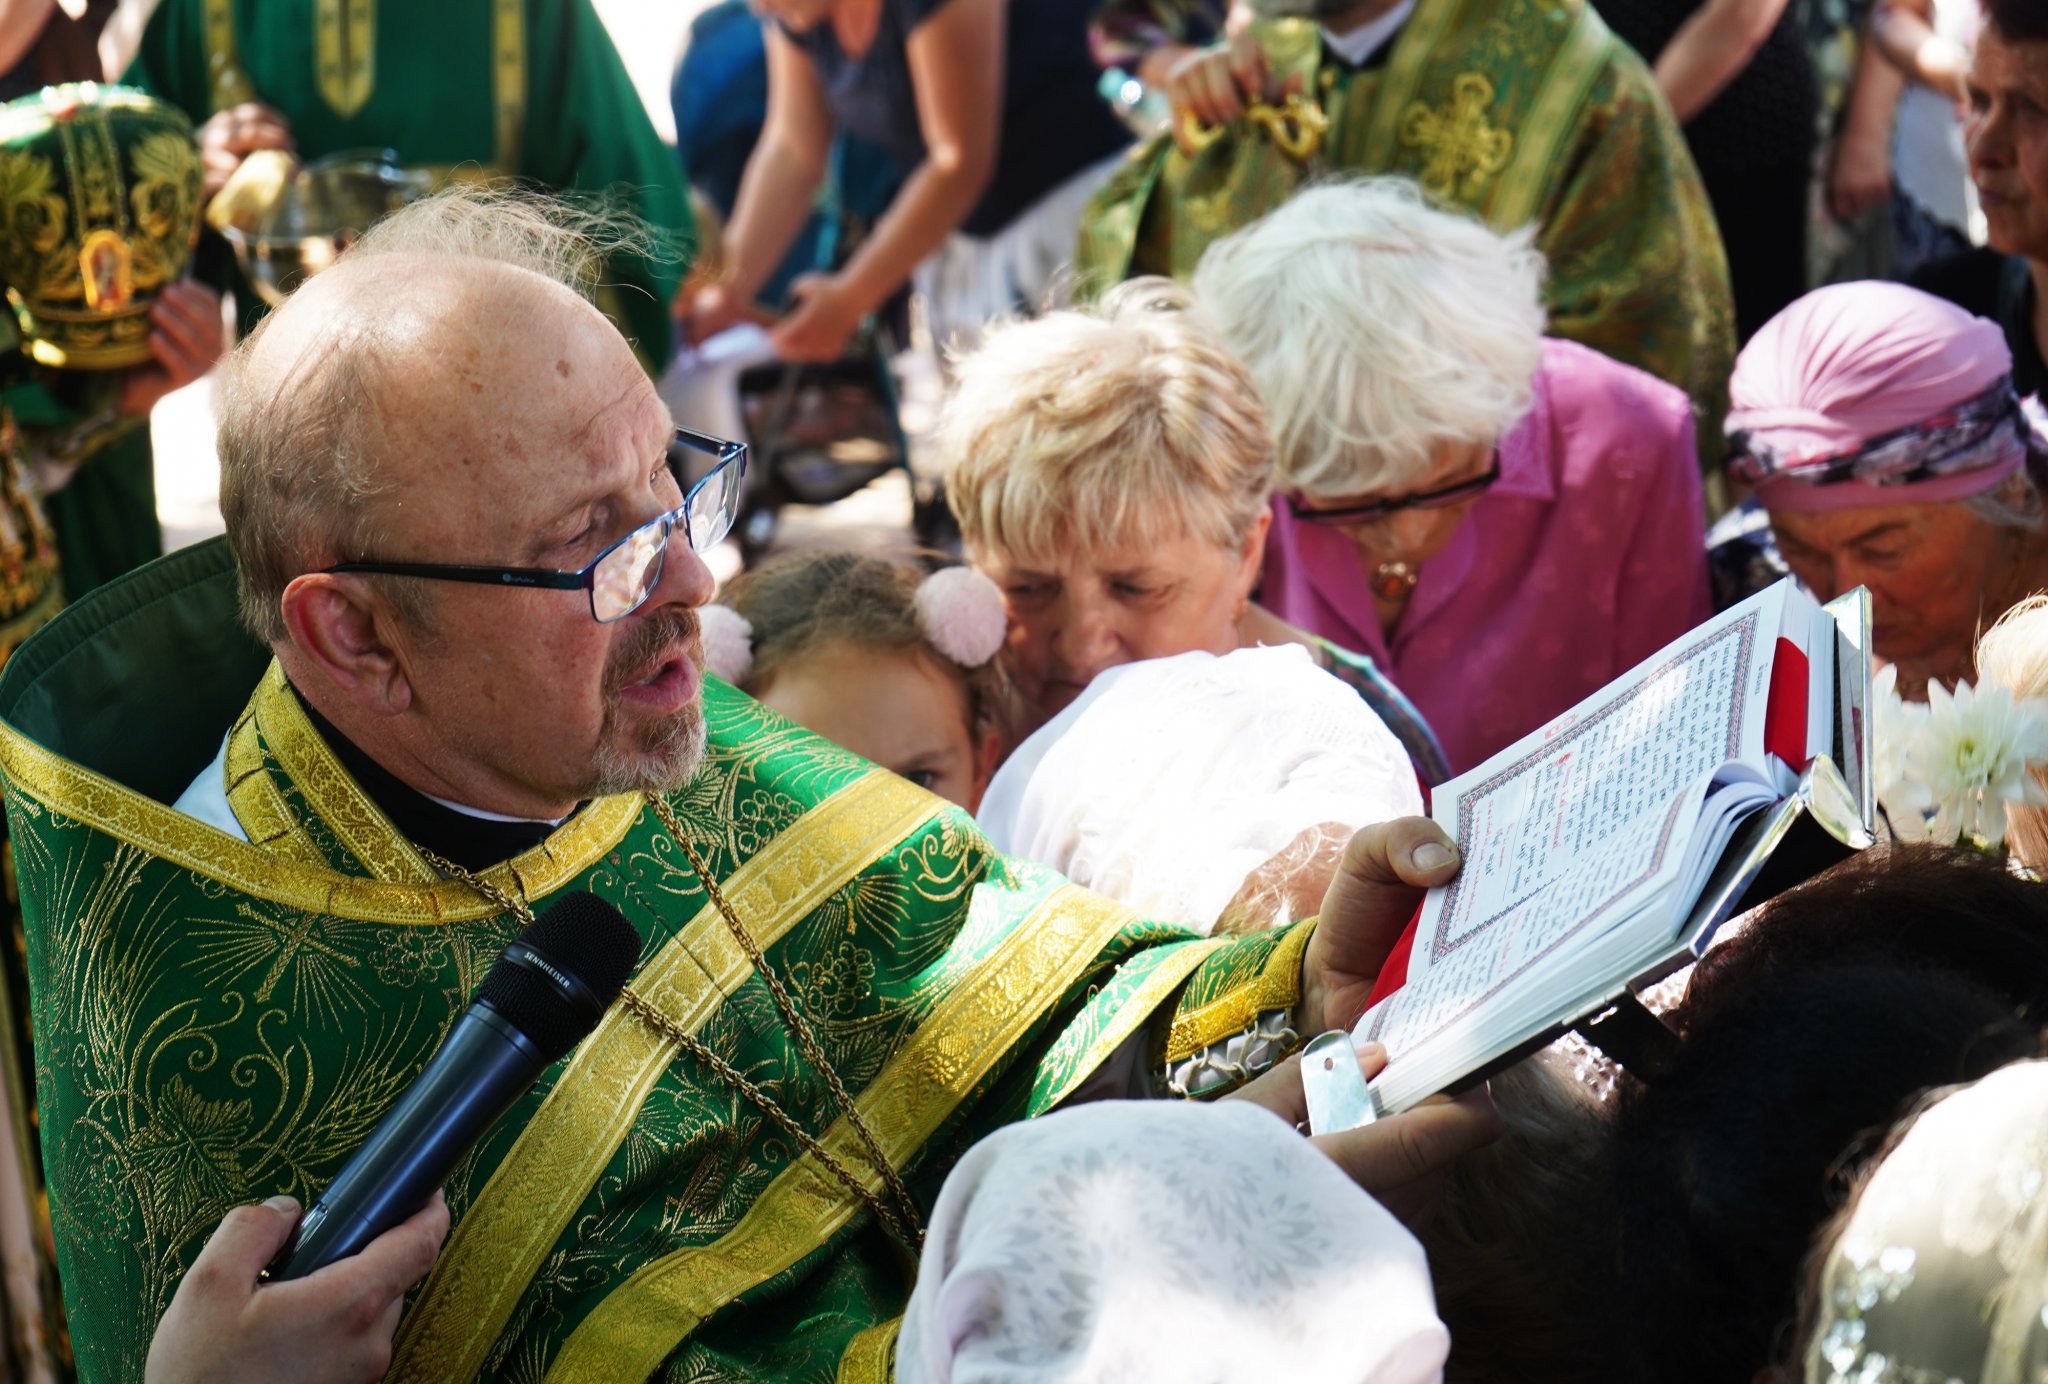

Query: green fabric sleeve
<box><xmin>523</xmin><ymin>0</ymin><xmax>693</xmax><ymax>370</ymax></box>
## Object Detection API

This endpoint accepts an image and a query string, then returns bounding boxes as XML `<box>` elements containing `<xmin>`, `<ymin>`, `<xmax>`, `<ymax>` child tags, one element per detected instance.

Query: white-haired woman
<box><xmin>940</xmin><ymin>280</ymin><xmax>1451</xmax><ymax>780</ymax></box>
<box><xmin>1194</xmin><ymin>178</ymin><xmax>1714</xmax><ymax>772</ymax></box>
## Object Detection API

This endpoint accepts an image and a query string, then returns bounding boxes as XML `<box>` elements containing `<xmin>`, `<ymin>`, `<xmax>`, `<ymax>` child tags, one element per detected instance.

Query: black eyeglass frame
<box><xmin>1284</xmin><ymin>451</ymin><xmax>1502</xmax><ymax>526</ymax></box>
<box><xmin>323</xmin><ymin>427</ymin><xmax>747</xmax><ymax>623</ymax></box>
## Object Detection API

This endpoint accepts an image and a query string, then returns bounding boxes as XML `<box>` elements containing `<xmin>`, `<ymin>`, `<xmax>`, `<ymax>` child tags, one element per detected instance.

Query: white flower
<box><xmin>1872</xmin><ymin>665</ymin><xmax>1935</xmax><ymax>842</ymax></box>
<box><xmin>1904</xmin><ymin>677</ymin><xmax>2048</xmax><ymax>849</ymax></box>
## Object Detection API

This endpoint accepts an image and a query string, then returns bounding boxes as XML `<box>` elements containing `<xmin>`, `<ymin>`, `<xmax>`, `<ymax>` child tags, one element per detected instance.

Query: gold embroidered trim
<box><xmin>540</xmin><ymin>884</ymin><xmax>1143</xmax><ymax>1383</ymax></box>
<box><xmin>387</xmin><ymin>773</ymin><xmax>941</xmax><ymax>1384</ymax></box>
<box><xmin>1355</xmin><ymin>0</ymin><xmax>1467</xmax><ymax>168</ymax></box>
<box><xmin>221</xmin><ymin>699</ymin><xmax>321</xmax><ymax>862</ymax></box>
<box><xmin>1034</xmin><ymin>935</ymin><xmax>1233</xmax><ymax>1111</ymax></box>
<box><xmin>201</xmin><ymin>0</ymin><xmax>257</xmax><ymax>112</ymax></box>
<box><xmin>1488</xmin><ymin>0</ymin><xmax>1608</xmax><ymax>227</ymax></box>
<box><xmin>249</xmin><ymin>663</ymin><xmax>439</xmax><ymax>884</ymax></box>
<box><xmin>836</xmin><ymin>1317</ymin><xmax>903</xmax><ymax>1384</ymax></box>
<box><xmin>1164</xmin><ymin>917</ymin><xmax>1318</xmax><ymax>1063</ymax></box>
<box><xmin>315</xmin><ymin>0</ymin><xmax>375</xmax><ymax>118</ymax></box>
<box><xmin>493</xmin><ymin>0</ymin><xmax>524</xmax><ymax>168</ymax></box>
<box><xmin>0</xmin><ymin>713</ymin><xmax>641</xmax><ymax>925</ymax></box>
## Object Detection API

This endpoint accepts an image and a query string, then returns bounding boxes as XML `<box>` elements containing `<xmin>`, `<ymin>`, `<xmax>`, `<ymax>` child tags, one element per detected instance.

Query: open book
<box><xmin>1352</xmin><ymin>580</ymin><xmax>1875</xmax><ymax>1117</ymax></box>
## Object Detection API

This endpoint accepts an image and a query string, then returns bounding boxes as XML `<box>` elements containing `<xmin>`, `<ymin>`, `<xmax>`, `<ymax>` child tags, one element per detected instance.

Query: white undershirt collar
<box><xmin>1323</xmin><ymin>0</ymin><xmax>1417</xmax><ymax>66</ymax></box>
<box><xmin>420</xmin><ymin>790</ymin><xmax>571</xmax><ymax>828</ymax></box>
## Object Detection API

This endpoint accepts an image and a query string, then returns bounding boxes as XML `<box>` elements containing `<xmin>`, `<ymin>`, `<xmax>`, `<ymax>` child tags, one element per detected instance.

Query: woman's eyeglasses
<box><xmin>1285</xmin><ymin>452</ymin><xmax>1501</xmax><ymax>526</ymax></box>
<box><xmin>324</xmin><ymin>427</ymin><xmax>748</xmax><ymax>623</ymax></box>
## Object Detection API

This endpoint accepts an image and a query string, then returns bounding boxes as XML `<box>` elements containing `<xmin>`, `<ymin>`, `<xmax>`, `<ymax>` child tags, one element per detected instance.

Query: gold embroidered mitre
<box><xmin>0</xmin><ymin>83</ymin><xmax>201</xmax><ymax>369</ymax></box>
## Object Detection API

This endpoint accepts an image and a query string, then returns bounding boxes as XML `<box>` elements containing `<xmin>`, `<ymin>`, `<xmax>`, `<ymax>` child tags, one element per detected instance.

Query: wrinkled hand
<box><xmin>198</xmin><ymin>102</ymin><xmax>293</xmax><ymax>201</ymax></box>
<box><xmin>118</xmin><ymin>279</ymin><xmax>226</xmax><ymax>417</ymax></box>
<box><xmin>144</xmin><ymin>1191</ymin><xmax>450</xmax><ymax>1384</ymax></box>
<box><xmin>1298</xmin><ymin>816</ymin><xmax>1460</xmax><ymax>1037</ymax></box>
<box><xmin>1826</xmin><ymin>133</ymin><xmax>1893</xmax><ymax>223</ymax></box>
<box><xmin>769</xmin><ymin>272</ymin><xmax>862</xmax><ymax>363</ymax></box>
<box><xmin>1229</xmin><ymin>1045</ymin><xmax>1502</xmax><ymax>1227</ymax></box>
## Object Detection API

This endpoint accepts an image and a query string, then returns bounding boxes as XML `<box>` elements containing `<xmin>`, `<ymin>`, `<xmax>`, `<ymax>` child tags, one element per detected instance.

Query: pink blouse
<box><xmin>1262</xmin><ymin>339</ymin><xmax>1713</xmax><ymax>774</ymax></box>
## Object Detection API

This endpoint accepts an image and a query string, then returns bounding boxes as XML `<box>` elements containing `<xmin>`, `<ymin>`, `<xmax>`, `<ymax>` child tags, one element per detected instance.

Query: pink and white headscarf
<box><xmin>1727</xmin><ymin>282</ymin><xmax>2036</xmax><ymax>513</ymax></box>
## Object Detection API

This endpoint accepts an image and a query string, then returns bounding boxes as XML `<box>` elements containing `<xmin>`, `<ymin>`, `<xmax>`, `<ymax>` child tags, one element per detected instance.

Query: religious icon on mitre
<box><xmin>0</xmin><ymin>82</ymin><xmax>201</xmax><ymax>369</ymax></box>
<box><xmin>209</xmin><ymin>148</ymin><xmax>435</xmax><ymax>307</ymax></box>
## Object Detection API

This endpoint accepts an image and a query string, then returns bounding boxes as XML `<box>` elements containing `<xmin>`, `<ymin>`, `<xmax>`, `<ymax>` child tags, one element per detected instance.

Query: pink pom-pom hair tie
<box><xmin>915</xmin><ymin>567</ymin><xmax>1007</xmax><ymax>668</ymax></box>
<box><xmin>697</xmin><ymin>603</ymin><xmax>755</xmax><ymax>683</ymax></box>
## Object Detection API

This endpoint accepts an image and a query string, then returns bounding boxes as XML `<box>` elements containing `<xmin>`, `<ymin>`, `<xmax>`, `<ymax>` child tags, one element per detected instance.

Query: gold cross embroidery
<box><xmin>1398</xmin><ymin>73</ymin><xmax>1513</xmax><ymax>198</ymax></box>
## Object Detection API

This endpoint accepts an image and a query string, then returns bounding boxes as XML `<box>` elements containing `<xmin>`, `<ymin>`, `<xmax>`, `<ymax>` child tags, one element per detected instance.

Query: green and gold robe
<box><xmin>124</xmin><ymin>0</ymin><xmax>692</xmax><ymax>368</ymax></box>
<box><xmin>0</xmin><ymin>538</ymin><xmax>1313</xmax><ymax>1383</ymax></box>
<box><xmin>1075</xmin><ymin>4</ymin><xmax>1737</xmax><ymax>451</ymax></box>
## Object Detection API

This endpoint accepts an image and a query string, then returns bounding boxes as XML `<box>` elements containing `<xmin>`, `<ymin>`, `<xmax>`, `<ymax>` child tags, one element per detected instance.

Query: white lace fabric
<box><xmin>896</xmin><ymin>1099</ymin><xmax>1449</xmax><ymax>1384</ymax></box>
<box><xmin>977</xmin><ymin>647</ymin><xmax>1423</xmax><ymax>934</ymax></box>
<box><xmin>1805</xmin><ymin>1060</ymin><xmax>2048</xmax><ymax>1384</ymax></box>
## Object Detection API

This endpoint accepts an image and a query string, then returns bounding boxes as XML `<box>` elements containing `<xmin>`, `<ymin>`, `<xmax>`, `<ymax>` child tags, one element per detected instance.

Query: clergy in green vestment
<box><xmin>1074</xmin><ymin>0</ymin><xmax>1738</xmax><ymax>459</ymax></box>
<box><xmin>122</xmin><ymin>0</ymin><xmax>691</xmax><ymax>370</ymax></box>
<box><xmin>0</xmin><ymin>186</ymin><xmax>1462</xmax><ymax>1383</ymax></box>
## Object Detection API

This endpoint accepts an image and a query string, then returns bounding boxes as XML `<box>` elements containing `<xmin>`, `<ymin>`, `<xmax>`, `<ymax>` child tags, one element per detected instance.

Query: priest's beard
<box><xmin>588</xmin><ymin>605</ymin><xmax>708</xmax><ymax>796</ymax></box>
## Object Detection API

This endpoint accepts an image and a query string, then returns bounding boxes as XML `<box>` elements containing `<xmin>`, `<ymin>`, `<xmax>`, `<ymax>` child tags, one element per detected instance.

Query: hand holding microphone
<box><xmin>144</xmin><ymin>1191</ymin><xmax>449</xmax><ymax>1384</ymax></box>
<box><xmin>267</xmin><ymin>890</ymin><xmax>641</xmax><ymax>1279</ymax></box>
<box><xmin>147</xmin><ymin>891</ymin><xmax>640</xmax><ymax>1381</ymax></box>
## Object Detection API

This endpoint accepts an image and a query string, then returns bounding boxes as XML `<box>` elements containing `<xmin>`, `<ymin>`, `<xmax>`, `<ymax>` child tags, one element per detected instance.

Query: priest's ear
<box><xmin>277</xmin><ymin>571</ymin><xmax>421</xmax><ymax>715</ymax></box>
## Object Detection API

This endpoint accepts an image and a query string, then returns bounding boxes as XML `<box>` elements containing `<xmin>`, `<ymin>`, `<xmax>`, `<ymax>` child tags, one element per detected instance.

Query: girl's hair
<box><xmin>714</xmin><ymin>549</ymin><xmax>1016</xmax><ymax>742</ymax></box>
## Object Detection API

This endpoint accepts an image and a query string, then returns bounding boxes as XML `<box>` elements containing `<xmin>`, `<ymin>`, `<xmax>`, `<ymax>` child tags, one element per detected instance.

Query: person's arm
<box><xmin>1826</xmin><ymin>29</ymin><xmax>1906</xmax><ymax>222</ymax></box>
<box><xmin>1652</xmin><ymin>0</ymin><xmax>1795</xmax><ymax>123</ymax></box>
<box><xmin>769</xmin><ymin>0</ymin><xmax>1003</xmax><ymax>362</ymax></box>
<box><xmin>684</xmin><ymin>23</ymin><xmax>835</xmax><ymax>344</ymax></box>
<box><xmin>1871</xmin><ymin>0</ymin><xmax>1968</xmax><ymax>104</ymax></box>
<box><xmin>0</xmin><ymin>0</ymin><xmax>54</xmax><ymax>74</ymax></box>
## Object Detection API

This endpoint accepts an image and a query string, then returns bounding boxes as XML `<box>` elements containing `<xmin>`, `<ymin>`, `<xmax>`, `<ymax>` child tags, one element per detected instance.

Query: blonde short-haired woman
<box><xmin>1194</xmin><ymin>179</ymin><xmax>1714</xmax><ymax>771</ymax></box>
<box><xmin>940</xmin><ymin>280</ymin><xmax>1450</xmax><ymax>778</ymax></box>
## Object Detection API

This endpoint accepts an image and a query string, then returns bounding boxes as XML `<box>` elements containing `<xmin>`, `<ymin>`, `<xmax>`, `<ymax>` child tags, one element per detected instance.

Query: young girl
<box><xmin>701</xmin><ymin>550</ymin><xmax>1011</xmax><ymax>810</ymax></box>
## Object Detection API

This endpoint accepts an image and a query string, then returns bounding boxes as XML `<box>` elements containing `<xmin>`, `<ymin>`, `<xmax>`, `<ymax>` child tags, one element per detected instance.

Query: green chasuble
<box><xmin>123</xmin><ymin>0</ymin><xmax>692</xmax><ymax>369</ymax></box>
<box><xmin>1075</xmin><ymin>6</ymin><xmax>1737</xmax><ymax>451</ymax></box>
<box><xmin>0</xmin><ymin>538</ymin><xmax>1316</xmax><ymax>1383</ymax></box>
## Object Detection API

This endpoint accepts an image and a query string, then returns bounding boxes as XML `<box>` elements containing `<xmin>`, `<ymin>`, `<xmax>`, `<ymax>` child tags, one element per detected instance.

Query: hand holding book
<box><xmin>1340</xmin><ymin>580</ymin><xmax>1875</xmax><ymax>1119</ymax></box>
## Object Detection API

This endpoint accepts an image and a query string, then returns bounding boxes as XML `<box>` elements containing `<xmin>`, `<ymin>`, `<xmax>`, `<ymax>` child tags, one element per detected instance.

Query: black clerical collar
<box><xmin>288</xmin><ymin>685</ymin><xmax>574</xmax><ymax>872</ymax></box>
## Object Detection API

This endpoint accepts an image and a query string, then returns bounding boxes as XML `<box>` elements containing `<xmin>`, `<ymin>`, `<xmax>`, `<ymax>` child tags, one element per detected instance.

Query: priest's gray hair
<box><xmin>1192</xmin><ymin>177</ymin><xmax>1547</xmax><ymax>498</ymax></box>
<box><xmin>218</xmin><ymin>185</ymin><xmax>662</xmax><ymax>644</ymax></box>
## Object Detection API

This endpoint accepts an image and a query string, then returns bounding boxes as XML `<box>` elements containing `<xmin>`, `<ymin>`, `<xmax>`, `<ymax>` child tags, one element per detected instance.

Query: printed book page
<box><xmin>1358</xmin><ymin>588</ymin><xmax>1784</xmax><ymax>1061</ymax></box>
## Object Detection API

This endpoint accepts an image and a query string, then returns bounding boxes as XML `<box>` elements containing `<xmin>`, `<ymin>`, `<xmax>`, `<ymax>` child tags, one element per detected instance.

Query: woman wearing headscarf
<box><xmin>895</xmin><ymin>1097</ymin><xmax>1454</xmax><ymax>1384</ymax></box>
<box><xmin>1192</xmin><ymin>178</ymin><xmax>1714</xmax><ymax>774</ymax></box>
<box><xmin>1725</xmin><ymin>279</ymin><xmax>2048</xmax><ymax>698</ymax></box>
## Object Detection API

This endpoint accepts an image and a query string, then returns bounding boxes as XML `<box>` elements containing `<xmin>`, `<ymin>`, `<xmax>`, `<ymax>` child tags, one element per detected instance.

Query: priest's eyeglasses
<box><xmin>1285</xmin><ymin>451</ymin><xmax>1502</xmax><ymax>526</ymax></box>
<box><xmin>325</xmin><ymin>428</ymin><xmax>747</xmax><ymax>623</ymax></box>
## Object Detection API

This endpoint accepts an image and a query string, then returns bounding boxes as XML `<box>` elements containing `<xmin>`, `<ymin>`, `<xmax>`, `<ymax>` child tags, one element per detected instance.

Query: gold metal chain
<box><xmin>416</xmin><ymin>801</ymin><xmax>926</xmax><ymax>1251</ymax></box>
<box><xmin>645</xmin><ymin>794</ymin><xmax>924</xmax><ymax>1247</ymax></box>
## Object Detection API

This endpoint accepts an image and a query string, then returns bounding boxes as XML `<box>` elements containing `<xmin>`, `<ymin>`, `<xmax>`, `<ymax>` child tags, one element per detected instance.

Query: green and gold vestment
<box><xmin>124</xmin><ymin>0</ymin><xmax>692</xmax><ymax>368</ymax></box>
<box><xmin>0</xmin><ymin>538</ymin><xmax>1313</xmax><ymax>1383</ymax></box>
<box><xmin>1075</xmin><ymin>4</ymin><xmax>1737</xmax><ymax>451</ymax></box>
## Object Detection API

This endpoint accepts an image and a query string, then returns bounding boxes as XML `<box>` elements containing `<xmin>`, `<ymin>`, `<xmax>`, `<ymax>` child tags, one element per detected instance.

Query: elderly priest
<box><xmin>0</xmin><ymin>188</ymin><xmax>1465</xmax><ymax>1382</ymax></box>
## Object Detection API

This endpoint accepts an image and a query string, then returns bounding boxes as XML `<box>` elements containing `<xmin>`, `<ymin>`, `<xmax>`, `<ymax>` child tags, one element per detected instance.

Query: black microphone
<box><xmin>265</xmin><ymin>890</ymin><xmax>641</xmax><ymax>1280</ymax></box>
